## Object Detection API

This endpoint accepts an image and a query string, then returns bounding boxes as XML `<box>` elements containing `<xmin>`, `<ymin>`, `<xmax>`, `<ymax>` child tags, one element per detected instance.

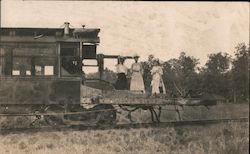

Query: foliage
<box><xmin>85</xmin><ymin>43</ymin><xmax>249</xmax><ymax>103</ymax></box>
<box><xmin>163</xmin><ymin>52</ymin><xmax>200</xmax><ymax>97</ymax></box>
<box><xmin>231</xmin><ymin>43</ymin><xmax>249</xmax><ymax>102</ymax></box>
<box><xmin>86</xmin><ymin>67</ymin><xmax>117</xmax><ymax>84</ymax></box>
<box><xmin>200</xmin><ymin>52</ymin><xmax>232</xmax><ymax>100</ymax></box>
<box><xmin>204</xmin><ymin>52</ymin><xmax>231</xmax><ymax>74</ymax></box>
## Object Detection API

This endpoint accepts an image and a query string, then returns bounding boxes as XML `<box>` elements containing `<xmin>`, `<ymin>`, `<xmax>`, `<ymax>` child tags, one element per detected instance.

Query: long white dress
<box><xmin>130</xmin><ymin>63</ymin><xmax>145</xmax><ymax>93</ymax></box>
<box><xmin>151</xmin><ymin>66</ymin><xmax>166</xmax><ymax>94</ymax></box>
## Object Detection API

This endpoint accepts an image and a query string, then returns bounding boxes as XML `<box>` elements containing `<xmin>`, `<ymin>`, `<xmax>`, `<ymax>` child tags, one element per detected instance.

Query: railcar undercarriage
<box><xmin>0</xmin><ymin>90</ymin><xmax>228</xmax><ymax>129</ymax></box>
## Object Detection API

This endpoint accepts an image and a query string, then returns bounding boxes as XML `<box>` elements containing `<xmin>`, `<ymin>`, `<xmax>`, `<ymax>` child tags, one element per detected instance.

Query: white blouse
<box><xmin>116</xmin><ymin>64</ymin><xmax>128</xmax><ymax>75</ymax></box>
<box><xmin>131</xmin><ymin>63</ymin><xmax>142</xmax><ymax>73</ymax></box>
<box><xmin>151</xmin><ymin>66</ymin><xmax>163</xmax><ymax>81</ymax></box>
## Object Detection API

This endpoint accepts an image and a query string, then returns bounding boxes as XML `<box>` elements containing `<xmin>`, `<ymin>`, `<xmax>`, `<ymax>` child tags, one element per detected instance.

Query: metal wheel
<box><xmin>44</xmin><ymin>105</ymin><xmax>65</xmax><ymax>127</ymax></box>
<box><xmin>93</xmin><ymin>104</ymin><xmax>117</xmax><ymax>125</ymax></box>
<box><xmin>30</xmin><ymin>106</ymin><xmax>45</xmax><ymax>127</ymax></box>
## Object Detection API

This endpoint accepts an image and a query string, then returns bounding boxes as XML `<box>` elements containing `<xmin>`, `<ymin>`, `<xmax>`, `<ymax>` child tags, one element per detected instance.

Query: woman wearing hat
<box><xmin>129</xmin><ymin>54</ymin><xmax>145</xmax><ymax>93</ymax></box>
<box><xmin>151</xmin><ymin>58</ymin><xmax>166</xmax><ymax>94</ymax></box>
<box><xmin>115</xmin><ymin>56</ymin><xmax>128</xmax><ymax>90</ymax></box>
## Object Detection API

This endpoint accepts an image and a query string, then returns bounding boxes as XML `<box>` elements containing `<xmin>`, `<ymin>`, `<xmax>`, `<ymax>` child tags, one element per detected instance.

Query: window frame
<box><xmin>60</xmin><ymin>42</ymin><xmax>82</xmax><ymax>77</ymax></box>
<box><xmin>11</xmin><ymin>55</ymin><xmax>58</xmax><ymax>77</ymax></box>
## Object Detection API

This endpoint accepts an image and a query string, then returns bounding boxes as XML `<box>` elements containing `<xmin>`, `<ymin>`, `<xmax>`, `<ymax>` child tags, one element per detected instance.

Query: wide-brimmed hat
<box><xmin>148</xmin><ymin>54</ymin><xmax>154</xmax><ymax>59</ymax></box>
<box><xmin>118</xmin><ymin>55</ymin><xmax>125</xmax><ymax>59</ymax></box>
<box><xmin>152</xmin><ymin>58</ymin><xmax>160</xmax><ymax>65</ymax></box>
<box><xmin>153</xmin><ymin>58</ymin><xmax>159</xmax><ymax>62</ymax></box>
<box><xmin>118</xmin><ymin>56</ymin><xmax>125</xmax><ymax>63</ymax></box>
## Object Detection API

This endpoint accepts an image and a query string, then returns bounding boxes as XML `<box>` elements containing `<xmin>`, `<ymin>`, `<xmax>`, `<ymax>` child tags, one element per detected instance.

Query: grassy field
<box><xmin>0</xmin><ymin>103</ymin><xmax>249</xmax><ymax>154</ymax></box>
<box><xmin>0</xmin><ymin>122</ymin><xmax>248</xmax><ymax>154</ymax></box>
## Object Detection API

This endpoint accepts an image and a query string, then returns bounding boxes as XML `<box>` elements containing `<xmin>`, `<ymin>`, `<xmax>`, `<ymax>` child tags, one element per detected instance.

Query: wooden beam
<box><xmin>0</xmin><ymin>36</ymin><xmax>100</xmax><ymax>43</ymax></box>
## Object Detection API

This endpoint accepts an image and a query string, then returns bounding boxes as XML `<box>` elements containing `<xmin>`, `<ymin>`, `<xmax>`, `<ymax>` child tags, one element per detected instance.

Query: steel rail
<box><xmin>0</xmin><ymin>108</ymin><xmax>116</xmax><ymax>117</ymax></box>
<box><xmin>0</xmin><ymin>117</ymin><xmax>248</xmax><ymax>134</ymax></box>
<box><xmin>0</xmin><ymin>104</ymin><xmax>210</xmax><ymax>117</ymax></box>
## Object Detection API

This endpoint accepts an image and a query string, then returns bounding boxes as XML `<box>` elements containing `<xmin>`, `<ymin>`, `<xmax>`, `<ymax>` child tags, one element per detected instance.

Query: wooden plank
<box><xmin>79</xmin><ymin>96</ymin><xmax>205</xmax><ymax>106</ymax></box>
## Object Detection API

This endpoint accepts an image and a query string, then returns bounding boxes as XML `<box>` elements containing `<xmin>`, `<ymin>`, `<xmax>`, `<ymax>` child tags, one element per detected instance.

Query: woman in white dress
<box><xmin>130</xmin><ymin>55</ymin><xmax>145</xmax><ymax>93</ymax></box>
<box><xmin>151</xmin><ymin>59</ymin><xmax>166</xmax><ymax>94</ymax></box>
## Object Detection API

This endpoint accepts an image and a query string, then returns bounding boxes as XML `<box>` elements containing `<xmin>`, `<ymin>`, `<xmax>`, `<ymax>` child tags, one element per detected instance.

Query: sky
<box><xmin>0</xmin><ymin>1</ymin><xmax>249</xmax><ymax>71</ymax></box>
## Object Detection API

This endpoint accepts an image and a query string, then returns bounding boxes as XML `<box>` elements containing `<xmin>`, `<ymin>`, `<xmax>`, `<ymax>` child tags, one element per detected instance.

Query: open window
<box><xmin>10</xmin><ymin>43</ymin><xmax>58</xmax><ymax>77</ymax></box>
<box><xmin>82</xmin><ymin>44</ymin><xmax>96</xmax><ymax>59</ymax></box>
<box><xmin>33</xmin><ymin>57</ymin><xmax>57</xmax><ymax>76</ymax></box>
<box><xmin>81</xmin><ymin>44</ymin><xmax>98</xmax><ymax>77</ymax></box>
<box><xmin>60</xmin><ymin>42</ymin><xmax>81</xmax><ymax>77</ymax></box>
<box><xmin>12</xmin><ymin>57</ymin><xmax>32</xmax><ymax>76</ymax></box>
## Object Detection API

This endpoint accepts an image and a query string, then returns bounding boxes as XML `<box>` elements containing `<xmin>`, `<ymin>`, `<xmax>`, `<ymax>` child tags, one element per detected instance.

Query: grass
<box><xmin>0</xmin><ymin>122</ymin><xmax>248</xmax><ymax>154</ymax></box>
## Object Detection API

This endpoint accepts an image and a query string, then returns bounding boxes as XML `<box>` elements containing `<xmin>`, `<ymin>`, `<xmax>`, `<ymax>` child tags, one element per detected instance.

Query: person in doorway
<box><xmin>130</xmin><ymin>54</ymin><xmax>145</xmax><ymax>93</ymax></box>
<box><xmin>115</xmin><ymin>56</ymin><xmax>128</xmax><ymax>90</ymax></box>
<box><xmin>150</xmin><ymin>58</ymin><xmax>166</xmax><ymax>95</ymax></box>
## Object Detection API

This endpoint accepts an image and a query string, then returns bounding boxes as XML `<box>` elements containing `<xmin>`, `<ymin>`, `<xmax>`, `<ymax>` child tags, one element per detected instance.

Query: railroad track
<box><xmin>0</xmin><ymin>117</ymin><xmax>248</xmax><ymax>134</ymax></box>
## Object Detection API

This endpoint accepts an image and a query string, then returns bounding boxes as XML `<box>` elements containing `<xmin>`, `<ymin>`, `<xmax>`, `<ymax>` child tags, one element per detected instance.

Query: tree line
<box><xmin>88</xmin><ymin>43</ymin><xmax>249</xmax><ymax>103</ymax></box>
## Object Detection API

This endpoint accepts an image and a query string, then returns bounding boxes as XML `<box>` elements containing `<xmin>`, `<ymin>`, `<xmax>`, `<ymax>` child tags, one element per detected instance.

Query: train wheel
<box><xmin>30</xmin><ymin>106</ymin><xmax>45</xmax><ymax>127</ymax></box>
<box><xmin>93</xmin><ymin>104</ymin><xmax>117</xmax><ymax>125</ymax></box>
<box><xmin>44</xmin><ymin>105</ymin><xmax>65</xmax><ymax>127</ymax></box>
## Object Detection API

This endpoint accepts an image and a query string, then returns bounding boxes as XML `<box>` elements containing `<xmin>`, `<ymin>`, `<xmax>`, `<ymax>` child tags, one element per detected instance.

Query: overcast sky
<box><xmin>1</xmin><ymin>1</ymin><xmax>249</xmax><ymax>71</ymax></box>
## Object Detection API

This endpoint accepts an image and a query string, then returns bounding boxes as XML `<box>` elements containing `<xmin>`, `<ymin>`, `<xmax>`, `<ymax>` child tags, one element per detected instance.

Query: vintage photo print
<box><xmin>0</xmin><ymin>1</ymin><xmax>249</xmax><ymax>154</ymax></box>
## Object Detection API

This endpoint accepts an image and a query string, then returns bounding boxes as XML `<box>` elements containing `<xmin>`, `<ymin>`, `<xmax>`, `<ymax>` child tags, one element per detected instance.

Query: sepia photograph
<box><xmin>0</xmin><ymin>1</ymin><xmax>249</xmax><ymax>154</ymax></box>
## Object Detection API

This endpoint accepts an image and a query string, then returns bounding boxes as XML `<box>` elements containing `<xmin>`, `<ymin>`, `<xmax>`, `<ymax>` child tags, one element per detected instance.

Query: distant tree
<box><xmin>231</xmin><ymin>43</ymin><xmax>249</xmax><ymax>103</ymax></box>
<box><xmin>163</xmin><ymin>52</ymin><xmax>200</xmax><ymax>97</ymax></box>
<box><xmin>205</xmin><ymin>52</ymin><xmax>231</xmax><ymax>74</ymax></box>
<box><xmin>86</xmin><ymin>67</ymin><xmax>117</xmax><ymax>83</ymax></box>
<box><xmin>102</xmin><ymin>67</ymin><xmax>117</xmax><ymax>83</ymax></box>
<box><xmin>201</xmin><ymin>52</ymin><xmax>231</xmax><ymax>99</ymax></box>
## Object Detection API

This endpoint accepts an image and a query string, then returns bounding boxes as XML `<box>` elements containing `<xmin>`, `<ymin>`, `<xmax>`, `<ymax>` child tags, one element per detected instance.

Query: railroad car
<box><xmin>0</xmin><ymin>23</ymin><xmax>223</xmax><ymax>127</ymax></box>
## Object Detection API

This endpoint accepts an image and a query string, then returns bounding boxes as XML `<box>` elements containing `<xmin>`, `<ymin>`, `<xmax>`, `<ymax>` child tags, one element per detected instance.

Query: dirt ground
<box><xmin>0</xmin><ymin>103</ymin><xmax>249</xmax><ymax>154</ymax></box>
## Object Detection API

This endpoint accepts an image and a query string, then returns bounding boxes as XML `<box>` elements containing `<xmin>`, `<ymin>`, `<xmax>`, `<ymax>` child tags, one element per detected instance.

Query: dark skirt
<box><xmin>115</xmin><ymin>73</ymin><xmax>128</xmax><ymax>90</ymax></box>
